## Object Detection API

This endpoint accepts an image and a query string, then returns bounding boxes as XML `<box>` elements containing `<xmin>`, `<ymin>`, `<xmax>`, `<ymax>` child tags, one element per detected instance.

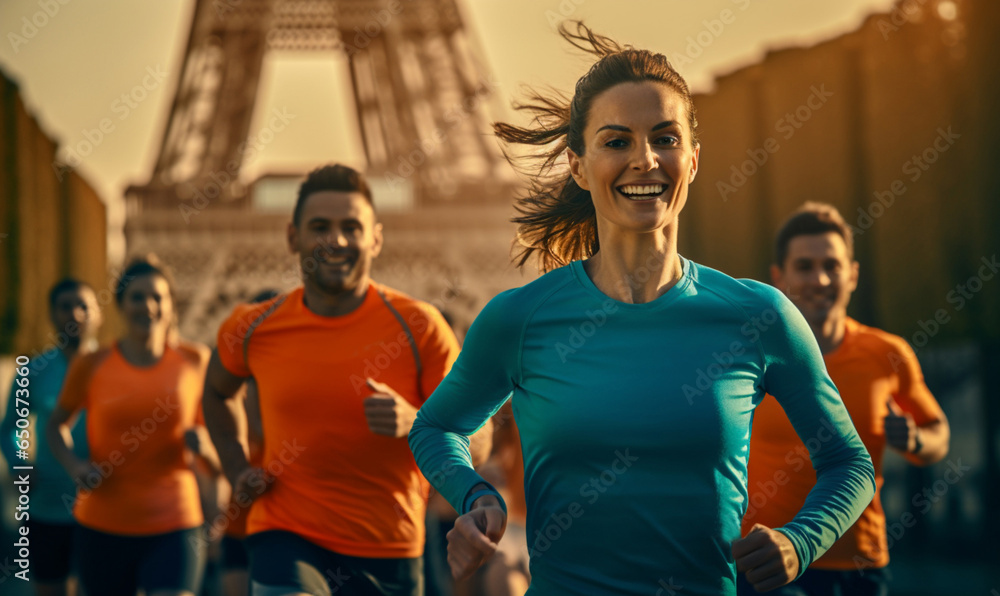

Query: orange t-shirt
<box><xmin>216</xmin><ymin>284</ymin><xmax>460</xmax><ymax>558</ymax></box>
<box><xmin>57</xmin><ymin>342</ymin><xmax>208</xmax><ymax>535</ymax></box>
<box><xmin>743</xmin><ymin>317</ymin><xmax>943</xmax><ymax>569</ymax></box>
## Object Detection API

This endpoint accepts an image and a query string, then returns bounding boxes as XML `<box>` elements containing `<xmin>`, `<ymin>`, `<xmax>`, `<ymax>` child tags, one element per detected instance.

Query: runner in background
<box><xmin>2</xmin><ymin>279</ymin><xmax>102</xmax><ymax>596</ymax></box>
<box><xmin>202</xmin><ymin>165</ymin><xmax>490</xmax><ymax>596</ymax></box>
<box><xmin>46</xmin><ymin>256</ymin><xmax>210</xmax><ymax>596</ymax></box>
<box><xmin>739</xmin><ymin>202</ymin><xmax>950</xmax><ymax>595</ymax></box>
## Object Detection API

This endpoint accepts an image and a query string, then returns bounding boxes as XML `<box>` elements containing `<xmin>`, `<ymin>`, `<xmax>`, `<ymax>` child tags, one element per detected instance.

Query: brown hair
<box><xmin>115</xmin><ymin>254</ymin><xmax>177</xmax><ymax>305</ymax></box>
<box><xmin>495</xmin><ymin>22</ymin><xmax>699</xmax><ymax>272</ymax></box>
<box><xmin>773</xmin><ymin>202</ymin><xmax>855</xmax><ymax>267</ymax></box>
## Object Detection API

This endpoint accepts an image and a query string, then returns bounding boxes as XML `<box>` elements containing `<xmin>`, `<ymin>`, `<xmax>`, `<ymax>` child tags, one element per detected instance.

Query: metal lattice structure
<box><xmin>124</xmin><ymin>0</ymin><xmax>520</xmax><ymax>342</ymax></box>
<box><xmin>129</xmin><ymin>0</ymin><xmax>510</xmax><ymax>208</ymax></box>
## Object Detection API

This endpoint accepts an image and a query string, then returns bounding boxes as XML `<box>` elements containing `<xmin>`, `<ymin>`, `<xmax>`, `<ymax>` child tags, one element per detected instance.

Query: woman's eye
<box><xmin>604</xmin><ymin>138</ymin><xmax>627</xmax><ymax>148</ymax></box>
<box><xmin>656</xmin><ymin>135</ymin><xmax>679</xmax><ymax>146</ymax></box>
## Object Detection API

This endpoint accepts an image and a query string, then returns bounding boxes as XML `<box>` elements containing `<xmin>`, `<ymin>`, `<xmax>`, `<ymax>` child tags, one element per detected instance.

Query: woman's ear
<box><xmin>688</xmin><ymin>144</ymin><xmax>700</xmax><ymax>184</ymax></box>
<box><xmin>567</xmin><ymin>148</ymin><xmax>590</xmax><ymax>191</ymax></box>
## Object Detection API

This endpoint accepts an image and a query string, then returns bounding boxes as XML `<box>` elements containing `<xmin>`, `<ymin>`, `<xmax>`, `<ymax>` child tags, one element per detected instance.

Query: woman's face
<box><xmin>568</xmin><ymin>81</ymin><xmax>699</xmax><ymax>236</ymax></box>
<box><xmin>120</xmin><ymin>274</ymin><xmax>173</xmax><ymax>337</ymax></box>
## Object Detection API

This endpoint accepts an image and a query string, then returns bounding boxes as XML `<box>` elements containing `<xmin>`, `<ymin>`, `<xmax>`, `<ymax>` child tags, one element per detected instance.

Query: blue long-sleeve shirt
<box><xmin>2</xmin><ymin>348</ymin><xmax>88</xmax><ymax>523</ymax></box>
<box><xmin>410</xmin><ymin>257</ymin><xmax>875</xmax><ymax>595</ymax></box>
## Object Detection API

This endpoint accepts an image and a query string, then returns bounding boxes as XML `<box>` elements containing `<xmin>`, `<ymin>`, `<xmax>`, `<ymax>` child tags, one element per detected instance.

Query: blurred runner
<box><xmin>47</xmin><ymin>256</ymin><xmax>210</xmax><ymax>596</ymax></box>
<box><xmin>202</xmin><ymin>164</ymin><xmax>488</xmax><ymax>596</ymax></box>
<box><xmin>2</xmin><ymin>278</ymin><xmax>102</xmax><ymax>596</ymax></box>
<box><xmin>739</xmin><ymin>202</ymin><xmax>950</xmax><ymax>596</ymax></box>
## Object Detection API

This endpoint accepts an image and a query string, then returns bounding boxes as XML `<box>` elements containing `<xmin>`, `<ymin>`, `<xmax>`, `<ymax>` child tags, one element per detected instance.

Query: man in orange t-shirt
<box><xmin>739</xmin><ymin>203</ymin><xmax>950</xmax><ymax>596</ymax></box>
<box><xmin>202</xmin><ymin>164</ymin><xmax>477</xmax><ymax>596</ymax></box>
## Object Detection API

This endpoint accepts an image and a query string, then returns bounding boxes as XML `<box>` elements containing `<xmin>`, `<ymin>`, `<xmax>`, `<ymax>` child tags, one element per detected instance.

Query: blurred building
<box><xmin>124</xmin><ymin>0</ymin><xmax>524</xmax><ymax>342</ymax></box>
<box><xmin>0</xmin><ymin>68</ymin><xmax>111</xmax><ymax>356</ymax></box>
<box><xmin>681</xmin><ymin>0</ymin><xmax>999</xmax><ymax>583</ymax></box>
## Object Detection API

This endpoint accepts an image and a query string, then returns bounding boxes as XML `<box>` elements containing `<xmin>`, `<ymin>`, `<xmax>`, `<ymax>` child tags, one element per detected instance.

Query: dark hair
<box><xmin>294</xmin><ymin>164</ymin><xmax>373</xmax><ymax>226</ymax></box>
<box><xmin>495</xmin><ymin>21</ymin><xmax>699</xmax><ymax>272</ymax></box>
<box><xmin>115</xmin><ymin>255</ymin><xmax>177</xmax><ymax>305</ymax></box>
<box><xmin>773</xmin><ymin>202</ymin><xmax>855</xmax><ymax>267</ymax></box>
<box><xmin>249</xmin><ymin>289</ymin><xmax>281</xmax><ymax>304</ymax></box>
<box><xmin>49</xmin><ymin>278</ymin><xmax>94</xmax><ymax>312</ymax></box>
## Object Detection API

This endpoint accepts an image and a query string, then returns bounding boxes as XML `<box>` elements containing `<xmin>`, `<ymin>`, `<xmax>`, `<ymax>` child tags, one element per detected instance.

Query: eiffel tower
<box><xmin>125</xmin><ymin>0</ymin><xmax>521</xmax><ymax>342</ymax></box>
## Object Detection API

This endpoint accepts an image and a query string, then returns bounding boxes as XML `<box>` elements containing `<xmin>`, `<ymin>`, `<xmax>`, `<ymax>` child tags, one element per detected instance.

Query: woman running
<box><xmin>46</xmin><ymin>257</ymin><xmax>210</xmax><ymax>596</ymax></box>
<box><xmin>409</xmin><ymin>23</ymin><xmax>876</xmax><ymax>596</ymax></box>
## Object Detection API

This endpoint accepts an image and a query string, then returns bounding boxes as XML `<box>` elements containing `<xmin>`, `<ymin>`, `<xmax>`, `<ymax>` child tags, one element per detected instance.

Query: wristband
<box><xmin>463</xmin><ymin>488</ymin><xmax>507</xmax><ymax>515</ymax></box>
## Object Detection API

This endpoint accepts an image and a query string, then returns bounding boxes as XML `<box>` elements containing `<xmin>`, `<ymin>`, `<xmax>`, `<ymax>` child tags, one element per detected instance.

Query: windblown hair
<box><xmin>773</xmin><ymin>202</ymin><xmax>855</xmax><ymax>267</ymax></box>
<box><xmin>496</xmin><ymin>22</ymin><xmax>699</xmax><ymax>272</ymax></box>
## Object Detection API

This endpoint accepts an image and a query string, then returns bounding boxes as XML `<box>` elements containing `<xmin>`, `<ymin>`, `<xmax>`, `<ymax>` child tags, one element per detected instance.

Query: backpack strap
<box><xmin>377</xmin><ymin>288</ymin><xmax>423</xmax><ymax>400</ymax></box>
<box><xmin>241</xmin><ymin>295</ymin><xmax>288</xmax><ymax>369</ymax></box>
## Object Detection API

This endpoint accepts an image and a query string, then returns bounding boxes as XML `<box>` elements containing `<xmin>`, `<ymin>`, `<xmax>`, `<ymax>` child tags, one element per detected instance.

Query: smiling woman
<box><xmin>46</xmin><ymin>255</ymin><xmax>212</xmax><ymax>596</ymax></box>
<box><xmin>409</xmin><ymin>21</ymin><xmax>877</xmax><ymax>596</ymax></box>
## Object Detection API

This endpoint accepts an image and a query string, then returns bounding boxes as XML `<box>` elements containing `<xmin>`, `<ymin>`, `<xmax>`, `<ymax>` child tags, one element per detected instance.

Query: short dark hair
<box><xmin>115</xmin><ymin>255</ymin><xmax>176</xmax><ymax>304</ymax></box>
<box><xmin>774</xmin><ymin>202</ymin><xmax>855</xmax><ymax>267</ymax></box>
<box><xmin>293</xmin><ymin>164</ymin><xmax>373</xmax><ymax>226</ymax></box>
<box><xmin>49</xmin><ymin>278</ymin><xmax>94</xmax><ymax>312</ymax></box>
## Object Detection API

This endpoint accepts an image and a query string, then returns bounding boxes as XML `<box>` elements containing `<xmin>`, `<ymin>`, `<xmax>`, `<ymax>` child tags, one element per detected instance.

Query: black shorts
<box><xmin>736</xmin><ymin>566</ymin><xmax>891</xmax><ymax>596</ymax></box>
<box><xmin>24</xmin><ymin>519</ymin><xmax>78</xmax><ymax>583</ymax></box>
<box><xmin>247</xmin><ymin>530</ymin><xmax>423</xmax><ymax>596</ymax></box>
<box><xmin>75</xmin><ymin>525</ymin><xmax>207</xmax><ymax>596</ymax></box>
<box><xmin>220</xmin><ymin>534</ymin><xmax>250</xmax><ymax>570</ymax></box>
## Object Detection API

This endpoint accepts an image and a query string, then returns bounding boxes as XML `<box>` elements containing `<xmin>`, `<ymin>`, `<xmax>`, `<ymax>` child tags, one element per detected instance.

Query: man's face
<box><xmin>50</xmin><ymin>287</ymin><xmax>102</xmax><ymax>348</ymax></box>
<box><xmin>771</xmin><ymin>232</ymin><xmax>858</xmax><ymax>327</ymax></box>
<box><xmin>287</xmin><ymin>191</ymin><xmax>382</xmax><ymax>296</ymax></box>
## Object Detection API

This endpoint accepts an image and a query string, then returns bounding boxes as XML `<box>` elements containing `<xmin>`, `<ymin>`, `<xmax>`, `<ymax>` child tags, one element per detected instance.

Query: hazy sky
<box><xmin>1</xmin><ymin>0</ymin><xmax>898</xmax><ymax>216</ymax></box>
